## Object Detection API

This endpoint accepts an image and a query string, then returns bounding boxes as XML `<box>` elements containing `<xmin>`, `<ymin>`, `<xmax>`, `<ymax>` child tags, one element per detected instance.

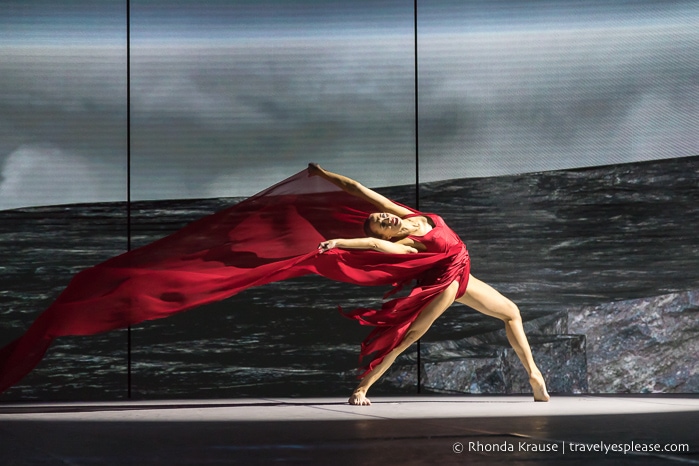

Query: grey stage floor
<box><xmin>1</xmin><ymin>395</ymin><xmax>698</xmax><ymax>465</ymax></box>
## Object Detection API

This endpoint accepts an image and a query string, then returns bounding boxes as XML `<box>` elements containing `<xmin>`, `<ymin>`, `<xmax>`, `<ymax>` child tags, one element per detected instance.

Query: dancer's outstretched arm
<box><xmin>308</xmin><ymin>163</ymin><xmax>412</xmax><ymax>217</ymax></box>
<box><xmin>319</xmin><ymin>238</ymin><xmax>417</xmax><ymax>254</ymax></box>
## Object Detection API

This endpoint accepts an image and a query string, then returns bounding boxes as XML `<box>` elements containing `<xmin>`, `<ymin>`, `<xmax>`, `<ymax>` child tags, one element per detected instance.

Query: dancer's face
<box><xmin>366</xmin><ymin>212</ymin><xmax>402</xmax><ymax>240</ymax></box>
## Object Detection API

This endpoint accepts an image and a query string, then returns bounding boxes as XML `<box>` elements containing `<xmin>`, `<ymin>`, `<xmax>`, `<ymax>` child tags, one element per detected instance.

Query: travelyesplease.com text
<box><xmin>453</xmin><ymin>440</ymin><xmax>689</xmax><ymax>455</ymax></box>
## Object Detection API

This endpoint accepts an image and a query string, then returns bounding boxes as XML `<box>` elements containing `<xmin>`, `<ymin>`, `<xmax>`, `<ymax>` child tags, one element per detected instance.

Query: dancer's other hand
<box><xmin>308</xmin><ymin>163</ymin><xmax>323</xmax><ymax>176</ymax></box>
<box><xmin>318</xmin><ymin>240</ymin><xmax>337</xmax><ymax>253</ymax></box>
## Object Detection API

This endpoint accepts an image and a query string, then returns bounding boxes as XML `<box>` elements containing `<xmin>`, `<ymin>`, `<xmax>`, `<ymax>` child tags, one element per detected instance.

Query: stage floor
<box><xmin>1</xmin><ymin>395</ymin><xmax>698</xmax><ymax>465</ymax></box>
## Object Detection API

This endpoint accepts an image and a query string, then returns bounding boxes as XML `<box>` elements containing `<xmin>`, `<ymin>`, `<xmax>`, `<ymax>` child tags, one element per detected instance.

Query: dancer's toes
<box><xmin>530</xmin><ymin>372</ymin><xmax>550</xmax><ymax>402</ymax></box>
<box><xmin>348</xmin><ymin>391</ymin><xmax>371</xmax><ymax>406</ymax></box>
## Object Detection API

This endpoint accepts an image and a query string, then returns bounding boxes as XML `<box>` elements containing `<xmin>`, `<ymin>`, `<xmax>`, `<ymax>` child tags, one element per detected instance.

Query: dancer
<box><xmin>0</xmin><ymin>164</ymin><xmax>548</xmax><ymax>404</ymax></box>
<box><xmin>309</xmin><ymin>164</ymin><xmax>549</xmax><ymax>405</ymax></box>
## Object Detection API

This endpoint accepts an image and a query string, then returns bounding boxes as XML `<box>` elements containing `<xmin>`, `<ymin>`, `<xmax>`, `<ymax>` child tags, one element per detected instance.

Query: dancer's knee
<box><xmin>499</xmin><ymin>299</ymin><xmax>522</xmax><ymax>323</ymax></box>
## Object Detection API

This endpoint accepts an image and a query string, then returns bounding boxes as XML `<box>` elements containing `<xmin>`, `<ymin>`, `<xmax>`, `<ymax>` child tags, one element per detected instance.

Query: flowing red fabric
<box><xmin>0</xmin><ymin>168</ymin><xmax>469</xmax><ymax>393</ymax></box>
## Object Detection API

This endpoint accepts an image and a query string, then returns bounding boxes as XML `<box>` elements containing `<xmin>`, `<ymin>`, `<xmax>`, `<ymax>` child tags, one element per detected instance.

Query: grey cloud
<box><xmin>416</xmin><ymin>26</ymin><xmax>699</xmax><ymax>180</ymax></box>
<box><xmin>128</xmin><ymin>38</ymin><xmax>418</xmax><ymax>199</ymax></box>
<box><xmin>0</xmin><ymin>145</ymin><xmax>123</xmax><ymax>210</ymax></box>
<box><xmin>2</xmin><ymin>22</ymin><xmax>698</xmax><ymax>208</ymax></box>
<box><xmin>0</xmin><ymin>48</ymin><xmax>127</xmax><ymax>209</ymax></box>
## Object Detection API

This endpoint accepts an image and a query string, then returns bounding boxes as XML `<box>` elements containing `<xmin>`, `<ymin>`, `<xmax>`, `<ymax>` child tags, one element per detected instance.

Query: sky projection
<box><xmin>0</xmin><ymin>0</ymin><xmax>697</xmax><ymax>209</ymax></box>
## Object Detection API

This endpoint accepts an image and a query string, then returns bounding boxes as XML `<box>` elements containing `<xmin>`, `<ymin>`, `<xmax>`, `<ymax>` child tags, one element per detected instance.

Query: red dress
<box><xmin>0</xmin><ymin>168</ymin><xmax>470</xmax><ymax>392</ymax></box>
<box><xmin>340</xmin><ymin>212</ymin><xmax>470</xmax><ymax>376</ymax></box>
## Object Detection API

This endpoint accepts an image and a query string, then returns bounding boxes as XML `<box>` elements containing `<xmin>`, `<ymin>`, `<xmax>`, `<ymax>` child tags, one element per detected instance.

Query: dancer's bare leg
<box><xmin>456</xmin><ymin>275</ymin><xmax>550</xmax><ymax>401</ymax></box>
<box><xmin>348</xmin><ymin>281</ymin><xmax>461</xmax><ymax>406</ymax></box>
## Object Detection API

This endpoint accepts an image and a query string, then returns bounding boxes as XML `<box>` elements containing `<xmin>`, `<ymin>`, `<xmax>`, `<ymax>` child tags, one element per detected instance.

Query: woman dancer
<box><xmin>309</xmin><ymin>164</ymin><xmax>549</xmax><ymax>405</ymax></box>
<box><xmin>0</xmin><ymin>164</ymin><xmax>548</xmax><ymax>404</ymax></box>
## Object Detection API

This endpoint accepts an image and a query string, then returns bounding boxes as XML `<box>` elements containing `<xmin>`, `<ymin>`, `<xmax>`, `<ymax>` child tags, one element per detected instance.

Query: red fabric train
<box><xmin>0</xmin><ymin>168</ymin><xmax>469</xmax><ymax>394</ymax></box>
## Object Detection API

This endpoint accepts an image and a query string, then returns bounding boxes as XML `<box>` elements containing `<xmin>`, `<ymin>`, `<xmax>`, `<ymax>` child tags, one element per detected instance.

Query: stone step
<box><xmin>567</xmin><ymin>289</ymin><xmax>699</xmax><ymax>393</ymax></box>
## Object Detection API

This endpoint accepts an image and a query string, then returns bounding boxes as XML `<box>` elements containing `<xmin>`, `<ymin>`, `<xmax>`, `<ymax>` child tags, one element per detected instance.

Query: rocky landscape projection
<box><xmin>1</xmin><ymin>156</ymin><xmax>697</xmax><ymax>399</ymax></box>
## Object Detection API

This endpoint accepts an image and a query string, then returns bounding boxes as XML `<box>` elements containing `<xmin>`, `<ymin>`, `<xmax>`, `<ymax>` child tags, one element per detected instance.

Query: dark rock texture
<box><xmin>1</xmin><ymin>156</ymin><xmax>697</xmax><ymax>399</ymax></box>
<box><xmin>568</xmin><ymin>289</ymin><xmax>699</xmax><ymax>393</ymax></box>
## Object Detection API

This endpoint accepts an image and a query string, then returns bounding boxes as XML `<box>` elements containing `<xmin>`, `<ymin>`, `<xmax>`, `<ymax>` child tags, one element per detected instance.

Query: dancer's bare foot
<box><xmin>348</xmin><ymin>389</ymin><xmax>371</xmax><ymax>406</ymax></box>
<box><xmin>530</xmin><ymin>372</ymin><xmax>550</xmax><ymax>402</ymax></box>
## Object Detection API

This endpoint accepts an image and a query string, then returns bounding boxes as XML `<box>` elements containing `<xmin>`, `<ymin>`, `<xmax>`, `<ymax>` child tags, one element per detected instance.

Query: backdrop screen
<box><xmin>0</xmin><ymin>0</ymin><xmax>697</xmax><ymax>400</ymax></box>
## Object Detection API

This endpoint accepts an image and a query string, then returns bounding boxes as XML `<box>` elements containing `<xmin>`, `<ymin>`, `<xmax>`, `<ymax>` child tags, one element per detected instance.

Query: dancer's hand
<box><xmin>318</xmin><ymin>240</ymin><xmax>337</xmax><ymax>253</ymax></box>
<box><xmin>308</xmin><ymin>163</ymin><xmax>323</xmax><ymax>177</ymax></box>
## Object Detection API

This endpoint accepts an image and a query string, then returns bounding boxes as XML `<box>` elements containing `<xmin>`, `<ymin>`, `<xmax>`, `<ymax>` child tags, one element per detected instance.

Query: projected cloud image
<box><xmin>0</xmin><ymin>145</ymin><xmax>120</xmax><ymax>208</ymax></box>
<box><xmin>0</xmin><ymin>0</ymin><xmax>127</xmax><ymax>211</ymax></box>
<box><xmin>418</xmin><ymin>23</ymin><xmax>699</xmax><ymax>180</ymax></box>
<box><xmin>0</xmin><ymin>0</ymin><xmax>697</xmax><ymax>209</ymax></box>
